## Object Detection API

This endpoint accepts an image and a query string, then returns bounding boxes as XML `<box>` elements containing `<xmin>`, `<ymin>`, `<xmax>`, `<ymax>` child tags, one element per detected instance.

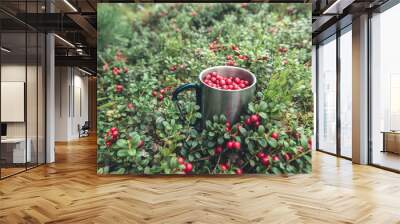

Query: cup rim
<box><xmin>198</xmin><ymin>65</ymin><xmax>257</xmax><ymax>92</ymax></box>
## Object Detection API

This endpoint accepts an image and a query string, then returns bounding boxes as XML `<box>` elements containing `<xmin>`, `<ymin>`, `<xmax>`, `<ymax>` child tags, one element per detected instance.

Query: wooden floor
<box><xmin>1</xmin><ymin>136</ymin><xmax>400</xmax><ymax>224</ymax></box>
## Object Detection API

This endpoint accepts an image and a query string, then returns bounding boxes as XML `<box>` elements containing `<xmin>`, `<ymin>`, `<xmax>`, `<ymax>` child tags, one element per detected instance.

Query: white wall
<box><xmin>54</xmin><ymin>67</ymin><xmax>89</xmax><ymax>141</ymax></box>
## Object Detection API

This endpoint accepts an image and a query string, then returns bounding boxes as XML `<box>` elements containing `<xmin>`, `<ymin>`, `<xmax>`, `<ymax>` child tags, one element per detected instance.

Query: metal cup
<box><xmin>172</xmin><ymin>66</ymin><xmax>256</xmax><ymax>126</ymax></box>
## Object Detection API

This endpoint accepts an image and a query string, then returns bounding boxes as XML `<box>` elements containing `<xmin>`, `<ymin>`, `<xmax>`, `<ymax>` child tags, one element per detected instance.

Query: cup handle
<box><xmin>172</xmin><ymin>83</ymin><xmax>201</xmax><ymax>124</ymax></box>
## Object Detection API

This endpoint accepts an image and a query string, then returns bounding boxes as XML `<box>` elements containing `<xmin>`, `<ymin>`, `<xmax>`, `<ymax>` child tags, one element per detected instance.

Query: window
<box><xmin>339</xmin><ymin>26</ymin><xmax>352</xmax><ymax>158</ymax></box>
<box><xmin>370</xmin><ymin>3</ymin><xmax>400</xmax><ymax>171</ymax></box>
<box><xmin>317</xmin><ymin>35</ymin><xmax>337</xmax><ymax>154</ymax></box>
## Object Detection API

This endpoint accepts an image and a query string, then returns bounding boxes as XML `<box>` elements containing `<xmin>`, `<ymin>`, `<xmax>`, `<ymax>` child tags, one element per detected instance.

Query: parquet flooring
<box><xmin>1</xmin><ymin>135</ymin><xmax>400</xmax><ymax>224</ymax></box>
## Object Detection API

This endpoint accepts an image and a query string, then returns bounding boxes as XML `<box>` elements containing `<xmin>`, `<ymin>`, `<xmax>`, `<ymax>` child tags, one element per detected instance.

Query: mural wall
<box><xmin>97</xmin><ymin>3</ymin><xmax>313</xmax><ymax>175</ymax></box>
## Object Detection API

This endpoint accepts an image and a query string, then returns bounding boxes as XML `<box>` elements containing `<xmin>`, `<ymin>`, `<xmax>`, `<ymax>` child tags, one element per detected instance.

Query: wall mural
<box><xmin>97</xmin><ymin>3</ymin><xmax>313</xmax><ymax>175</ymax></box>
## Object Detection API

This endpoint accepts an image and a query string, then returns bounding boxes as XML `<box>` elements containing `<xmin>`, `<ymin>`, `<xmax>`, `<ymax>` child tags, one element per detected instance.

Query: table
<box><xmin>382</xmin><ymin>131</ymin><xmax>400</xmax><ymax>154</ymax></box>
<box><xmin>1</xmin><ymin>138</ymin><xmax>32</xmax><ymax>164</ymax></box>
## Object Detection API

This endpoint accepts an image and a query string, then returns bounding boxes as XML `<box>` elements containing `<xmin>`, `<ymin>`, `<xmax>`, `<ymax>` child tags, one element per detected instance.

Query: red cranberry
<box><xmin>152</xmin><ymin>91</ymin><xmax>158</xmax><ymax>97</ymax></box>
<box><xmin>272</xmin><ymin>155</ymin><xmax>280</xmax><ymax>162</ymax></box>
<box><xmin>184</xmin><ymin>162</ymin><xmax>193</xmax><ymax>173</ymax></box>
<box><xmin>215</xmin><ymin>146</ymin><xmax>223</xmax><ymax>154</ymax></box>
<box><xmin>226</xmin><ymin>55</ymin><xmax>233</xmax><ymax>60</ymax></box>
<box><xmin>257</xmin><ymin>152</ymin><xmax>265</xmax><ymax>158</ymax></box>
<box><xmin>233</xmin><ymin>141</ymin><xmax>241</xmax><ymax>150</ymax></box>
<box><xmin>261</xmin><ymin>156</ymin><xmax>270</xmax><ymax>166</ymax></box>
<box><xmin>112</xmin><ymin>67</ymin><xmax>120</xmax><ymax>75</ymax></box>
<box><xmin>245</xmin><ymin>118</ymin><xmax>252</xmax><ymax>126</ymax></box>
<box><xmin>220</xmin><ymin>164</ymin><xmax>228</xmax><ymax>171</ymax></box>
<box><xmin>110</xmin><ymin>127</ymin><xmax>117</xmax><ymax>132</ymax></box>
<box><xmin>158</xmin><ymin>95</ymin><xmax>164</xmax><ymax>101</ymax></box>
<box><xmin>250</xmin><ymin>114</ymin><xmax>260</xmax><ymax>123</ymax></box>
<box><xmin>271</xmin><ymin>132</ymin><xmax>279</xmax><ymax>140</ymax></box>
<box><xmin>178</xmin><ymin>157</ymin><xmax>185</xmax><ymax>165</ymax></box>
<box><xmin>115</xmin><ymin>84</ymin><xmax>124</xmax><ymax>93</ymax></box>
<box><xmin>160</xmin><ymin>89</ymin><xmax>166</xmax><ymax>94</ymax></box>
<box><xmin>235</xmin><ymin>168</ymin><xmax>243</xmax><ymax>175</ymax></box>
<box><xmin>106</xmin><ymin>141</ymin><xmax>112</xmax><ymax>147</ymax></box>
<box><xmin>128</xmin><ymin>103</ymin><xmax>134</xmax><ymax>110</ymax></box>
<box><xmin>226</xmin><ymin>141</ymin><xmax>234</xmax><ymax>150</ymax></box>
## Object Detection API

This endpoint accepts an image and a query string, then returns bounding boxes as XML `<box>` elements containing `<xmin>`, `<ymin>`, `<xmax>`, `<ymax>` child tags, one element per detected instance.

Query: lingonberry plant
<box><xmin>97</xmin><ymin>4</ymin><xmax>312</xmax><ymax>175</ymax></box>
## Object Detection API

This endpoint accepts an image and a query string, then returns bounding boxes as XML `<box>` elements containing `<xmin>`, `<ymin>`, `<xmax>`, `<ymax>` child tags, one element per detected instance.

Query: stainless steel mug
<box><xmin>172</xmin><ymin>66</ymin><xmax>256</xmax><ymax>126</ymax></box>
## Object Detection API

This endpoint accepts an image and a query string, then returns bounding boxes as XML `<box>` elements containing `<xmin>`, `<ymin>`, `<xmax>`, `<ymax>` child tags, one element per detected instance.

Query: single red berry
<box><xmin>254</xmin><ymin>121</ymin><xmax>260</xmax><ymax>127</ymax></box>
<box><xmin>272</xmin><ymin>155</ymin><xmax>280</xmax><ymax>162</ymax></box>
<box><xmin>271</xmin><ymin>132</ymin><xmax>279</xmax><ymax>140</ymax></box>
<box><xmin>110</xmin><ymin>127</ymin><xmax>117</xmax><ymax>132</ymax></box>
<box><xmin>226</xmin><ymin>122</ymin><xmax>231</xmax><ymax>128</ymax></box>
<box><xmin>106</xmin><ymin>141</ymin><xmax>112</xmax><ymax>147</ymax></box>
<box><xmin>184</xmin><ymin>162</ymin><xmax>193</xmax><ymax>173</ymax></box>
<box><xmin>233</xmin><ymin>141</ymin><xmax>241</xmax><ymax>150</ymax></box>
<box><xmin>235</xmin><ymin>168</ymin><xmax>243</xmax><ymax>175</ymax></box>
<box><xmin>262</xmin><ymin>156</ymin><xmax>270</xmax><ymax>166</ymax></box>
<box><xmin>257</xmin><ymin>152</ymin><xmax>265</xmax><ymax>158</ymax></box>
<box><xmin>152</xmin><ymin>91</ymin><xmax>158</xmax><ymax>97</ymax></box>
<box><xmin>160</xmin><ymin>89</ymin><xmax>166</xmax><ymax>94</ymax></box>
<box><xmin>215</xmin><ymin>146</ymin><xmax>223</xmax><ymax>154</ymax></box>
<box><xmin>115</xmin><ymin>84</ymin><xmax>124</xmax><ymax>93</ymax></box>
<box><xmin>128</xmin><ymin>103</ymin><xmax>134</xmax><ymax>110</ymax></box>
<box><xmin>158</xmin><ymin>94</ymin><xmax>164</xmax><ymax>101</ymax></box>
<box><xmin>177</xmin><ymin>157</ymin><xmax>185</xmax><ymax>165</ymax></box>
<box><xmin>226</xmin><ymin>55</ymin><xmax>233</xmax><ymax>60</ymax></box>
<box><xmin>226</xmin><ymin>141</ymin><xmax>234</xmax><ymax>150</ymax></box>
<box><xmin>220</xmin><ymin>164</ymin><xmax>228</xmax><ymax>171</ymax></box>
<box><xmin>250</xmin><ymin>114</ymin><xmax>259</xmax><ymax>123</ymax></box>
<box><xmin>245</xmin><ymin>118</ymin><xmax>252</xmax><ymax>126</ymax></box>
<box><xmin>225</xmin><ymin>127</ymin><xmax>231</xmax><ymax>132</ymax></box>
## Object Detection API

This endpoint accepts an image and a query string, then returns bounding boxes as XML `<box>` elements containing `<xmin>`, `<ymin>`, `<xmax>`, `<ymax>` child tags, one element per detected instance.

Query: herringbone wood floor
<box><xmin>1</xmin><ymin>136</ymin><xmax>400</xmax><ymax>224</ymax></box>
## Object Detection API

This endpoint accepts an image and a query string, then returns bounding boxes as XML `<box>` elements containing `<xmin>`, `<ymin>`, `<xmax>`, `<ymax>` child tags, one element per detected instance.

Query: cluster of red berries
<box><xmin>256</xmin><ymin>152</ymin><xmax>270</xmax><ymax>167</ymax></box>
<box><xmin>115</xmin><ymin>84</ymin><xmax>124</xmax><ymax>93</ymax></box>
<box><xmin>244</xmin><ymin>114</ymin><xmax>261</xmax><ymax>128</ymax></box>
<box><xmin>226</xmin><ymin>140</ymin><xmax>241</xmax><ymax>150</ymax></box>
<box><xmin>220</xmin><ymin>163</ymin><xmax>243</xmax><ymax>174</ymax></box>
<box><xmin>278</xmin><ymin>46</ymin><xmax>288</xmax><ymax>53</ymax></box>
<box><xmin>112</xmin><ymin>66</ymin><xmax>128</xmax><ymax>76</ymax></box>
<box><xmin>208</xmin><ymin>40</ymin><xmax>223</xmax><ymax>52</ymax></box>
<box><xmin>203</xmin><ymin>72</ymin><xmax>250</xmax><ymax>90</ymax></box>
<box><xmin>169</xmin><ymin>64</ymin><xmax>186</xmax><ymax>72</ymax></box>
<box><xmin>152</xmin><ymin>87</ymin><xmax>172</xmax><ymax>101</ymax></box>
<box><xmin>105</xmin><ymin>127</ymin><xmax>119</xmax><ymax>147</ymax></box>
<box><xmin>178</xmin><ymin>157</ymin><xmax>193</xmax><ymax>173</ymax></box>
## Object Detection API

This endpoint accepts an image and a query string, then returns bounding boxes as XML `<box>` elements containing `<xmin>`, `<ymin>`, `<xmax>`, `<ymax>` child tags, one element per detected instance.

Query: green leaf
<box><xmin>268</xmin><ymin>138</ymin><xmax>278</xmax><ymax>148</ymax></box>
<box><xmin>110</xmin><ymin>167</ymin><xmax>126</xmax><ymax>174</ymax></box>
<box><xmin>117</xmin><ymin>149</ymin><xmax>129</xmax><ymax>157</ymax></box>
<box><xmin>116</xmin><ymin>139</ymin><xmax>128</xmax><ymax>148</ymax></box>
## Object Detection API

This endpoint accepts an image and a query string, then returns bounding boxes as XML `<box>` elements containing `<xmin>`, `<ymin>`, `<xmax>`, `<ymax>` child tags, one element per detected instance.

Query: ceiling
<box><xmin>312</xmin><ymin>0</ymin><xmax>391</xmax><ymax>43</ymax></box>
<box><xmin>0</xmin><ymin>0</ymin><xmax>97</xmax><ymax>73</ymax></box>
